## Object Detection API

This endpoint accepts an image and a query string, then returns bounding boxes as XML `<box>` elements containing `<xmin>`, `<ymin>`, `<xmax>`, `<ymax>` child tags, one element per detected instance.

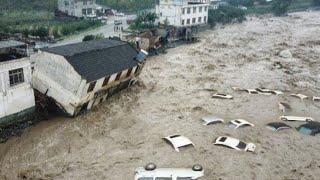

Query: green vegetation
<box><xmin>271</xmin><ymin>0</ymin><xmax>292</xmax><ymax>16</ymax></box>
<box><xmin>226</xmin><ymin>0</ymin><xmax>254</xmax><ymax>7</ymax></box>
<box><xmin>208</xmin><ymin>6</ymin><xmax>246</xmax><ymax>27</ymax></box>
<box><xmin>97</xmin><ymin>0</ymin><xmax>154</xmax><ymax>12</ymax></box>
<box><xmin>129</xmin><ymin>12</ymin><xmax>157</xmax><ymax>30</ymax></box>
<box><xmin>314</xmin><ymin>0</ymin><xmax>320</xmax><ymax>5</ymax></box>
<box><xmin>82</xmin><ymin>33</ymin><xmax>105</xmax><ymax>41</ymax></box>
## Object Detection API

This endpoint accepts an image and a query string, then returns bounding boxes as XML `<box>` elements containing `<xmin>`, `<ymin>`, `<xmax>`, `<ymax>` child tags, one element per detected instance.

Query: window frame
<box><xmin>9</xmin><ymin>68</ymin><xmax>25</xmax><ymax>87</ymax></box>
<box><xmin>102</xmin><ymin>76</ymin><xmax>110</xmax><ymax>87</ymax></box>
<box><xmin>115</xmin><ymin>72</ymin><xmax>122</xmax><ymax>81</ymax></box>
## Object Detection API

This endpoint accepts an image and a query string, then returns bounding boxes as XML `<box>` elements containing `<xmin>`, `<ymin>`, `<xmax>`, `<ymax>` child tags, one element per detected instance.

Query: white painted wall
<box><xmin>156</xmin><ymin>0</ymin><xmax>209</xmax><ymax>27</ymax></box>
<box><xmin>0</xmin><ymin>58</ymin><xmax>35</xmax><ymax>120</ymax></box>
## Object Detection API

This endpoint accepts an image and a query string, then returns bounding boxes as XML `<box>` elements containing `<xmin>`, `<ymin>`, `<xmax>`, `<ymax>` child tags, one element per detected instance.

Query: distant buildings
<box><xmin>58</xmin><ymin>0</ymin><xmax>97</xmax><ymax>18</ymax></box>
<box><xmin>32</xmin><ymin>39</ymin><xmax>148</xmax><ymax>117</ymax></box>
<box><xmin>156</xmin><ymin>0</ymin><xmax>210</xmax><ymax>27</ymax></box>
<box><xmin>0</xmin><ymin>40</ymin><xmax>35</xmax><ymax>127</ymax></box>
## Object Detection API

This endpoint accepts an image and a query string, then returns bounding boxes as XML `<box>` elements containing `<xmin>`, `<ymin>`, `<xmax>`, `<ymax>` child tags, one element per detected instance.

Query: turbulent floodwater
<box><xmin>1</xmin><ymin>11</ymin><xmax>320</xmax><ymax>180</ymax></box>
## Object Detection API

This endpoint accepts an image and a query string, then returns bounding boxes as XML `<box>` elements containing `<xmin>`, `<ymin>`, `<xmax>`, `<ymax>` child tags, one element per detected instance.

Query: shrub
<box><xmin>271</xmin><ymin>0</ymin><xmax>292</xmax><ymax>16</ymax></box>
<box><xmin>314</xmin><ymin>0</ymin><xmax>320</xmax><ymax>6</ymax></box>
<box><xmin>208</xmin><ymin>6</ymin><xmax>246</xmax><ymax>27</ymax></box>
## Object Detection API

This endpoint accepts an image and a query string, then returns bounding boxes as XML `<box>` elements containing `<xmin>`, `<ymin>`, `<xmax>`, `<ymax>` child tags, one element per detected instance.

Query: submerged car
<box><xmin>228</xmin><ymin>119</ymin><xmax>254</xmax><ymax>129</ymax></box>
<box><xmin>201</xmin><ymin>116</ymin><xmax>224</xmax><ymax>125</ymax></box>
<box><xmin>313</xmin><ymin>96</ymin><xmax>320</xmax><ymax>101</ymax></box>
<box><xmin>266</xmin><ymin>122</ymin><xmax>292</xmax><ymax>132</ymax></box>
<box><xmin>256</xmin><ymin>88</ymin><xmax>284</xmax><ymax>95</ymax></box>
<box><xmin>232</xmin><ymin>87</ymin><xmax>258</xmax><ymax>94</ymax></box>
<box><xmin>296</xmin><ymin>122</ymin><xmax>320</xmax><ymax>136</ymax></box>
<box><xmin>163</xmin><ymin>135</ymin><xmax>194</xmax><ymax>152</ymax></box>
<box><xmin>214</xmin><ymin>136</ymin><xmax>256</xmax><ymax>152</ymax></box>
<box><xmin>212</xmin><ymin>93</ymin><xmax>233</xmax><ymax>99</ymax></box>
<box><xmin>290</xmin><ymin>93</ymin><xmax>308</xmax><ymax>100</ymax></box>
<box><xmin>134</xmin><ymin>163</ymin><xmax>204</xmax><ymax>180</ymax></box>
<box><xmin>280</xmin><ymin>116</ymin><xmax>314</xmax><ymax>122</ymax></box>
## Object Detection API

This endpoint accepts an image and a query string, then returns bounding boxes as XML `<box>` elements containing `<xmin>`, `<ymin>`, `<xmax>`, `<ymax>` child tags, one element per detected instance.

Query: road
<box><xmin>52</xmin><ymin>15</ymin><xmax>135</xmax><ymax>47</ymax></box>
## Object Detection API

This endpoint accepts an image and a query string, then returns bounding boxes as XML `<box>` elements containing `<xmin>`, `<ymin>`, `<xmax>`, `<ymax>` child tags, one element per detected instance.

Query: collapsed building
<box><xmin>0</xmin><ymin>40</ymin><xmax>35</xmax><ymax>127</ymax></box>
<box><xmin>32</xmin><ymin>39</ymin><xmax>148</xmax><ymax>117</ymax></box>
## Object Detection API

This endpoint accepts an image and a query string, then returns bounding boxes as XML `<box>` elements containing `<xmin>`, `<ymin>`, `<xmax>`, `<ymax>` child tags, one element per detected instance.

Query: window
<box><xmin>236</xmin><ymin>141</ymin><xmax>247</xmax><ymax>150</ymax></box>
<box><xmin>193</xmin><ymin>7</ymin><xmax>196</xmax><ymax>13</ymax></box>
<box><xmin>138</xmin><ymin>178</ymin><xmax>153</xmax><ymax>180</ymax></box>
<box><xmin>187</xmin><ymin>8</ymin><xmax>190</xmax><ymax>14</ymax></box>
<box><xmin>199</xmin><ymin>6</ymin><xmax>202</xmax><ymax>13</ymax></box>
<box><xmin>87</xmin><ymin>81</ymin><xmax>96</xmax><ymax>93</ymax></box>
<box><xmin>87</xmin><ymin>8</ymin><xmax>92</xmax><ymax>14</ymax></box>
<box><xmin>204</xmin><ymin>16</ymin><xmax>207</xmax><ymax>23</ymax></box>
<box><xmin>83</xmin><ymin>0</ymin><xmax>87</xmax><ymax>5</ymax></box>
<box><xmin>102</xmin><ymin>76</ymin><xmax>110</xmax><ymax>86</ymax></box>
<box><xmin>198</xmin><ymin>17</ymin><xmax>202</xmax><ymax>23</ymax></box>
<box><xmin>192</xmin><ymin>18</ymin><xmax>196</xmax><ymax>24</ymax></box>
<box><xmin>82</xmin><ymin>9</ymin><xmax>87</xmax><ymax>15</ymax></box>
<box><xmin>186</xmin><ymin>19</ymin><xmax>190</xmax><ymax>24</ymax></box>
<box><xmin>115</xmin><ymin>72</ymin><xmax>122</xmax><ymax>81</ymax></box>
<box><xmin>205</xmin><ymin>6</ymin><xmax>208</xmax><ymax>11</ymax></box>
<box><xmin>9</xmin><ymin>68</ymin><xmax>24</xmax><ymax>86</ymax></box>
<box><xmin>181</xmin><ymin>19</ymin><xmax>185</xmax><ymax>25</ymax></box>
<box><xmin>182</xmin><ymin>8</ymin><xmax>185</xmax><ymax>14</ymax></box>
<box><xmin>177</xmin><ymin>178</ymin><xmax>192</xmax><ymax>180</ymax></box>
<box><xmin>126</xmin><ymin>68</ymin><xmax>133</xmax><ymax>78</ymax></box>
<box><xmin>155</xmin><ymin>178</ymin><xmax>172</xmax><ymax>180</ymax></box>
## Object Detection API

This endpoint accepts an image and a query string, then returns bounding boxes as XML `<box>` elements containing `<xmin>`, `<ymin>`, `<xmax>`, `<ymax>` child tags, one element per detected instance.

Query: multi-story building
<box><xmin>156</xmin><ymin>0</ymin><xmax>210</xmax><ymax>27</ymax></box>
<box><xmin>0</xmin><ymin>40</ymin><xmax>35</xmax><ymax>127</ymax></box>
<box><xmin>58</xmin><ymin>0</ymin><xmax>97</xmax><ymax>18</ymax></box>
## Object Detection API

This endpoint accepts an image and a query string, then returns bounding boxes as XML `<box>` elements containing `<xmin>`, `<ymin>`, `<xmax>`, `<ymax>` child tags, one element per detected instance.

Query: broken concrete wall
<box><xmin>32</xmin><ymin>52</ymin><xmax>84</xmax><ymax>116</ymax></box>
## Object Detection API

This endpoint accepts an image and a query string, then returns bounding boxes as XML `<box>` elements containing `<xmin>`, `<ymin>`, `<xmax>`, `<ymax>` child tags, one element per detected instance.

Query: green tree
<box><xmin>271</xmin><ymin>0</ymin><xmax>292</xmax><ymax>16</ymax></box>
<box><xmin>208</xmin><ymin>6</ymin><xmax>246</xmax><ymax>27</ymax></box>
<box><xmin>313</xmin><ymin>0</ymin><xmax>320</xmax><ymax>6</ymax></box>
<box><xmin>83</xmin><ymin>35</ymin><xmax>96</xmax><ymax>41</ymax></box>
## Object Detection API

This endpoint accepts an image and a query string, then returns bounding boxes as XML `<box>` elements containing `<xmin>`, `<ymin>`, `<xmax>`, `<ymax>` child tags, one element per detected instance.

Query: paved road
<box><xmin>51</xmin><ymin>15</ymin><xmax>135</xmax><ymax>47</ymax></box>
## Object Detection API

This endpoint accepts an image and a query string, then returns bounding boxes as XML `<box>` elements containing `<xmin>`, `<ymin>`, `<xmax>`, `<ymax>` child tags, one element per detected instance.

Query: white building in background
<box><xmin>0</xmin><ymin>41</ymin><xmax>35</xmax><ymax>127</ymax></box>
<box><xmin>156</xmin><ymin>0</ymin><xmax>210</xmax><ymax>27</ymax></box>
<box><xmin>58</xmin><ymin>0</ymin><xmax>97</xmax><ymax>18</ymax></box>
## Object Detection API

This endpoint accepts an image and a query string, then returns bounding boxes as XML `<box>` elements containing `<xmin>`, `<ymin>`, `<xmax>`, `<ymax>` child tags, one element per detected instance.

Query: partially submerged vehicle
<box><xmin>278</xmin><ymin>102</ymin><xmax>291</xmax><ymax>113</ymax></box>
<box><xmin>214</xmin><ymin>136</ymin><xmax>256</xmax><ymax>152</ymax></box>
<box><xmin>296</xmin><ymin>122</ymin><xmax>320</xmax><ymax>136</ymax></box>
<box><xmin>134</xmin><ymin>163</ymin><xmax>204</xmax><ymax>180</ymax></box>
<box><xmin>290</xmin><ymin>93</ymin><xmax>308</xmax><ymax>100</ymax></box>
<box><xmin>280</xmin><ymin>116</ymin><xmax>314</xmax><ymax>122</ymax></box>
<box><xmin>266</xmin><ymin>122</ymin><xmax>291</xmax><ymax>132</ymax></box>
<box><xmin>313</xmin><ymin>96</ymin><xmax>320</xmax><ymax>101</ymax></box>
<box><xmin>228</xmin><ymin>119</ymin><xmax>254</xmax><ymax>129</ymax></box>
<box><xmin>201</xmin><ymin>116</ymin><xmax>224</xmax><ymax>125</ymax></box>
<box><xmin>232</xmin><ymin>87</ymin><xmax>258</xmax><ymax>94</ymax></box>
<box><xmin>212</xmin><ymin>93</ymin><xmax>233</xmax><ymax>99</ymax></box>
<box><xmin>163</xmin><ymin>135</ymin><xmax>194</xmax><ymax>152</ymax></box>
<box><xmin>256</xmin><ymin>88</ymin><xmax>284</xmax><ymax>95</ymax></box>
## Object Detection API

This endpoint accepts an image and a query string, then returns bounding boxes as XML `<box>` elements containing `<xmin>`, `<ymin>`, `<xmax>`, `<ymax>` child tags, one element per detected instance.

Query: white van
<box><xmin>134</xmin><ymin>163</ymin><xmax>204</xmax><ymax>180</ymax></box>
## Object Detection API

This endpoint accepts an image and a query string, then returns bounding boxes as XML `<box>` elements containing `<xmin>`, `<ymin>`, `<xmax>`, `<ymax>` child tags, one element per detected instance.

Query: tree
<box><xmin>208</xmin><ymin>6</ymin><xmax>246</xmax><ymax>27</ymax></box>
<box><xmin>271</xmin><ymin>0</ymin><xmax>292</xmax><ymax>16</ymax></box>
<box><xmin>227</xmin><ymin>0</ymin><xmax>254</xmax><ymax>7</ymax></box>
<box><xmin>314</xmin><ymin>0</ymin><xmax>320</xmax><ymax>6</ymax></box>
<box><xmin>83</xmin><ymin>35</ymin><xmax>95</xmax><ymax>41</ymax></box>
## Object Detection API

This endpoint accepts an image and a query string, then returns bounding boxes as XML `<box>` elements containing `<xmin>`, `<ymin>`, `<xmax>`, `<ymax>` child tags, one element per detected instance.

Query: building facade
<box><xmin>156</xmin><ymin>0</ymin><xmax>210</xmax><ymax>27</ymax></box>
<box><xmin>32</xmin><ymin>39</ymin><xmax>147</xmax><ymax>117</ymax></box>
<box><xmin>0</xmin><ymin>41</ymin><xmax>35</xmax><ymax>127</ymax></box>
<box><xmin>58</xmin><ymin>0</ymin><xmax>97</xmax><ymax>17</ymax></box>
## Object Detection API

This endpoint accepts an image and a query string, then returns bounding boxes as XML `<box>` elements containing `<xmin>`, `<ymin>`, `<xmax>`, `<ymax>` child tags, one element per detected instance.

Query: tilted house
<box><xmin>32</xmin><ymin>39</ymin><xmax>147</xmax><ymax>116</ymax></box>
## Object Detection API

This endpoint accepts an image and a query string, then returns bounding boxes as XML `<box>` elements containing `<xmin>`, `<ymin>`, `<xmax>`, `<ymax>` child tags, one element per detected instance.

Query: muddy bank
<box><xmin>0</xmin><ymin>11</ymin><xmax>320</xmax><ymax>180</ymax></box>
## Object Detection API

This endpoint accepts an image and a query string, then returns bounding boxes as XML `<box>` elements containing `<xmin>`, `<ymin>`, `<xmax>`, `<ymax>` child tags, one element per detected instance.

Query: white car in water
<box><xmin>163</xmin><ymin>135</ymin><xmax>194</xmax><ymax>152</ymax></box>
<box><xmin>135</xmin><ymin>163</ymin><xmax>204</xmax><ymax>180</ymax></box>
<box><xmin>228</xmin><ymin>119</ymin><xmax>254</xmax><ymax>129</ymax></box>
<box><xmin>280</xmin><ymin>116</ymin><xmax>314</xmax><ymax>122</ymax></box>
<box><xmin>211</xmin><ymin>93</ymin><xmax>233</xmax><ymax>99</ymax></box>
<box><xmin>214</xmin><ymin>136</ymin><xmax>256</xmax><ymax>152</ymax></box>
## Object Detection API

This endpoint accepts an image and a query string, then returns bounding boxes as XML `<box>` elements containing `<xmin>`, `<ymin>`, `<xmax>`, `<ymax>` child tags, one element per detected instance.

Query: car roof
<box><xmin>267</xmin><ymin>122</ymin><xmax>291</xmax><ymax>129</ymax></box>
<box><xmin>135</xmin><ymin>167</ymin><xmax>203</xmax><ymax>178</ymax></box>
<box><xmin>217</xmin><ymin>136</ymin><xmax>241</xmax><ymax>147</ymax></box>
<box><xmin>298</xmin><ymin>122</ymin><xmax>320</xmax><ymax>130</ymax></box>
<box><xmin>163</xmin><ymin>135</ymin><xmax>194</xmax><ymax>149</ymax></box>
<box><xmin>202</xmin><ymin>116</ymin><xmax>224</xmax><ymax>124</ymax></box>
<box><xmin>231</xmin><ymin>119</ymin><xmax>253</xmax><ymax>125</ymax></box>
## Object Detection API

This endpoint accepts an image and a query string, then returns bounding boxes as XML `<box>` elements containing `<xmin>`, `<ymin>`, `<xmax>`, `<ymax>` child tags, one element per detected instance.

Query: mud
<box><xmin>0</xmin><ymin>11</ymin><xmax>320</xmax><ymax>180</ymax></box>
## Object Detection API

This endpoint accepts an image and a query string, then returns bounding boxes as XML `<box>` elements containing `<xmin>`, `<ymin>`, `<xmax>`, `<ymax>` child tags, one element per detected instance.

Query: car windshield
<box><xmin>177</xmin><ymin>178</ymin><xmax>192</xmax><ymax>180</ymax></box>
<box><xmin>298</xmin><ymin>127</ymin><xmax>313</xmax><ymax>135</ymax></box>
<box><xmin>138</xmin><ymin>178</ymin><xmax>153</xmax><ymax>180</ymax></box>
<box><xmin>236</xmin><ymin>141</ymin><xmax>247</xmax><ymax>150</ymax></box>
<box><xmin>229</xmin><ymin>123</ymin><xmax>237</xmax><ymax>128</ymax></box>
